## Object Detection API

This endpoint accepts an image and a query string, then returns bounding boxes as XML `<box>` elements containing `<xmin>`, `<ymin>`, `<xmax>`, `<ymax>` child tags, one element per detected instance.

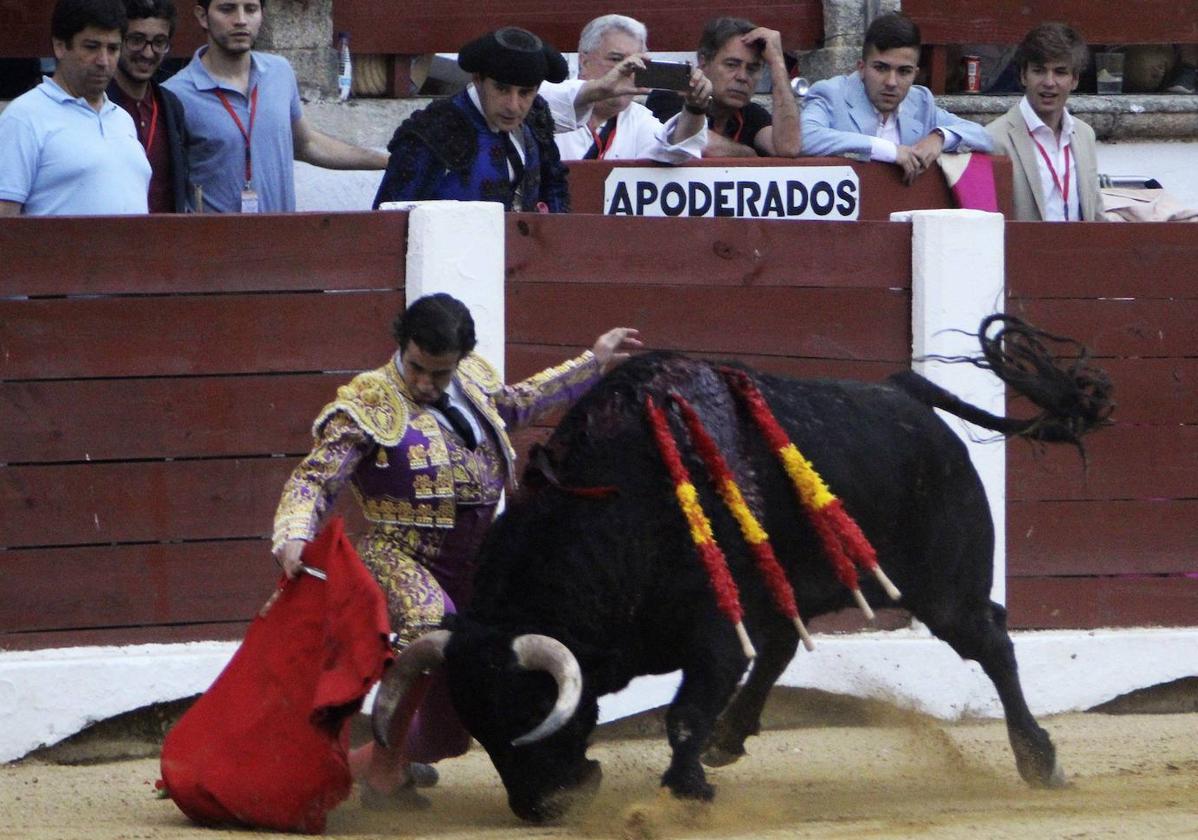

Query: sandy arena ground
<box><xmin>3</xmin><ymin>701</ymin><xmax>1196</xmax><ymax>840</ymax></box>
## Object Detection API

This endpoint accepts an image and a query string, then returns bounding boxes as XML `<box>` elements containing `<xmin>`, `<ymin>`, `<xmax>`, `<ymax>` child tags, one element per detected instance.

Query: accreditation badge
<box><xmin>240</xmin><ymin>185</ymin><xmax>260</xmax><ymax>214</ymax></box>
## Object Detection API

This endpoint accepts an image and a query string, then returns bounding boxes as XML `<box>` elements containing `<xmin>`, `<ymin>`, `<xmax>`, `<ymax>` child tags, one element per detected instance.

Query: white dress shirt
<box><xmin>1018</xmin><ymin>95</ymin><xmax>1079</xmax><ymax>222</ymax></box>
<box><xmin>539</xmin><ymin>79</ymin><xmax>705</xmax><ymax>163</ymax></box>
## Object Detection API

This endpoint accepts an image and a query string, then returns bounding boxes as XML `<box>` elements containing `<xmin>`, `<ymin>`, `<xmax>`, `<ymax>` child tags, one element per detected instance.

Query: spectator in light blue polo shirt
<box><xmin>0</xmin><ymin>0</ymin><xmax>151</xmax><ymax>216</ymax></box>
<box><xmin>164</xmin><ymin>0</ymin><xmax>388</xmax><ymax>213</ymax></box>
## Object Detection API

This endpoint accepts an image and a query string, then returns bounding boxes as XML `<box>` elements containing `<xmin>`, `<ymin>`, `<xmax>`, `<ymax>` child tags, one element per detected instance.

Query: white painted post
<box><xmin>382</xmin><ymin>200</ymin><xmax>507</xmax><ymax>378</ymax></box>
<box><xmin>891</xmin><ymin>209</ymin><xmax>1006</xmax><ymax>604</ymax></box>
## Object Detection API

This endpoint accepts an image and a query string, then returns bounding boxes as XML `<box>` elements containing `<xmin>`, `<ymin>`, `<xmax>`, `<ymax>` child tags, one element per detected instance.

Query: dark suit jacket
<box><xmin>106</xmin><ymin>80</ymin><xmax>192</xmax><ymax>212</ymax></box>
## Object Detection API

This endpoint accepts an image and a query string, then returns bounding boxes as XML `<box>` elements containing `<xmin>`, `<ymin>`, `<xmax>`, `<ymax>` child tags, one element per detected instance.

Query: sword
<box><xmin>299</xmin><ymin>564</ymin><xmax>327</xmax><ymax>581</ymax></box>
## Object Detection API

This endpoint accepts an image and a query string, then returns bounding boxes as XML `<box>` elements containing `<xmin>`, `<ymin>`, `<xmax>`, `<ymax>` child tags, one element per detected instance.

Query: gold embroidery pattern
<box><xmin>359</xmin><ymin>529</ymin><xmax>446</xmax><ymax>647</ymax></box>
<box><xmin>407</xmin><ymin>443</ymin><xmax>429</xmax><ymax>469</ymax></box>
<box><xmin>272</xmin><ymin>413</ymin><xmax>369</xmax><ymax>551</ymax></box>
<box><xmin>434</xmin><ymin>466</ymin><xmax>454</xmax><ymax>498</ymax></box>
<box><xmin>449</xmin><ymin>435</ymin><xmax>505</xmax><ymax>506</ymax></box>
<box><xmin>503</xmin><ymin>351</ymin><xmax>600</xmax><ymax>414</ymax></box>
<box><xmin>354</xmin><ymin>489</ymin><xmax>459</xmax><ymax>530</ymax></box>
<box><xmin>413</xmin><ymin>473</ymin><xmax>435</xmax><ymax>499</ymax></box>
<box><xmin>312</xmin><ymin>367</ymin><xmax>409</xmax><ymax>447</ymax></box>
<box><xmin>412</xmin><ymin>413</ymin><xmax>439</xmax><ymax>435</ymax></box>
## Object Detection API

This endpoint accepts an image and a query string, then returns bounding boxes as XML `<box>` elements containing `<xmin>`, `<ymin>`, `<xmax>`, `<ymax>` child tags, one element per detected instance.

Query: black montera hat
<box><xmin>458</xmin><ymin>27</ymin><xmax>568</xmax><ymax>87</ymax></box>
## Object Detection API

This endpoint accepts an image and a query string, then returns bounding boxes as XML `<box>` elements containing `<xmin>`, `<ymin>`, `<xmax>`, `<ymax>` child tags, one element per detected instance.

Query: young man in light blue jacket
<box><xmin>801</xmin><ymin>12</ymin><xmax>992</xmax><ymax>184</ymax></box>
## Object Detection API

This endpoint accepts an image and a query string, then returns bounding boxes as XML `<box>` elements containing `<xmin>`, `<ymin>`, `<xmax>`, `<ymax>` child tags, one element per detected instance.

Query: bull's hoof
<box><xmin>1035</xmin><ymin>760</ymin><xmax>1069</xmax><ymax>789</ymax></box>
<box><xmin>660</xmin><ymin>772</ymin><xmax>714</xmax><ymax>802</ymax></box>
<box><xmin>701</xmin><ymin>743</ymin><xmax>745</xmax><ymax>768</ymax></box>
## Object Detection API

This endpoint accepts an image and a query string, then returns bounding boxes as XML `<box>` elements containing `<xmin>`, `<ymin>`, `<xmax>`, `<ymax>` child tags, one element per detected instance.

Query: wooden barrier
<box><xmin>904</xmin><ymin>0</ymin><xmax>1198</xmax><ymax>93</ymax></box>
<box><xmin>565</xmin><ymin>156</ymin><xmax>1015</xmax><ymax>220</ymax></box>
<box><xmin>0</xmin><ymin>213</ymin><xmax>407</xmax><ymax>650</ymax></box>
<box><xmin>334</xmin><ymin>1</ymin><xmax>823</xmax><ymax>55</ymax></box>
<box><xmin>1003</xmin><ymin>222</ymin><xmax>1198</xmax><ymax>629</ymax></box>
<box><xmin>332</xmin><ymin>1</ymin><xmax>821</xmax><ymax>95</ymax></box>
<box><xmin>0</xmin><ymin>0</ymin><xmax>206</xmax><ymax>59</ymax></box>
<box><xmin>2</xmin><ymin>210</ymin><xmax>1195</xmax><ymax>651</ymax></box>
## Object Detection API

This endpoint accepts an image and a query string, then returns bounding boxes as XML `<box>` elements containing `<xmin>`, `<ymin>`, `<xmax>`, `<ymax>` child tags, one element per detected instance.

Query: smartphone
<box><xmin>633</xmin><ymin>59</ymin><xmax>693</xmax><ymax>91</ymax></box>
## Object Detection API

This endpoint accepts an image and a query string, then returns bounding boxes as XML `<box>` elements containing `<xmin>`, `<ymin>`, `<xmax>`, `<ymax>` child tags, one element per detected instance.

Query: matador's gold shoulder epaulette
<box><xmin>457</xmin><ymin>353</ymin><xmax>503</xmax><ymax>393</ymax></box>
<box><xmin>313</xmin><ymin>365</ymin><xmax>409</xmax><ymax>447</ymax></box>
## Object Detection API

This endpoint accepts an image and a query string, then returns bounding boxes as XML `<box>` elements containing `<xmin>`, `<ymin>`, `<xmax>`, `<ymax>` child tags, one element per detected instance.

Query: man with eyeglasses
<box><xmin>107</xmin><ymin>0</ymin><xmax>190</xmax><ymax>212</ymax></box>
<box><xmin>0</xmin><ymin>0</ymin><xmax>150</xmax><ymax>215</ymax></box>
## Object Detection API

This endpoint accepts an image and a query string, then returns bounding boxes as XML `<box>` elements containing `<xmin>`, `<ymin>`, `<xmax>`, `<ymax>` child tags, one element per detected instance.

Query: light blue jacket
<box><xmin>801</xmin><ymin>72</ymin><xmax>993</xmax><ymax>158</ymax></box>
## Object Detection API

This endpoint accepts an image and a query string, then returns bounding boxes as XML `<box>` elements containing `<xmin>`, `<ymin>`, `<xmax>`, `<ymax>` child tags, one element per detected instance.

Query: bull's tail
<box><xmin>888</xmin><ymin>314</ymin><xmax>1114</xmax><ymax>446</ymax></box>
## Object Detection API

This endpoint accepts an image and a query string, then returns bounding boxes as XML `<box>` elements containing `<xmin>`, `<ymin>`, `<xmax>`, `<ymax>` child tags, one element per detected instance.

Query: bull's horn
<box><xmin>510</xmin><ymin>634</ymin><xmax>583</xmax><ymax>746</ymax></box>
<box><xmin>371</xmin><ymin>629</ymin><xmax>451</xmax><ymax>747</ymax></box>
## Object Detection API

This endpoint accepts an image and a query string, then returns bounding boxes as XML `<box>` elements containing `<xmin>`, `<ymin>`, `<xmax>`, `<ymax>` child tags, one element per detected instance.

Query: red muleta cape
<box><xmin>160</xmin><ymin>517</ymin><xmax>391</xmax><ymax>833</ymax></box>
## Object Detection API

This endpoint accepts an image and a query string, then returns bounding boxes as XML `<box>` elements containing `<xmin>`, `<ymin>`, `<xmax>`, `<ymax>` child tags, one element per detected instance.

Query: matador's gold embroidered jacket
<box><xmin>272</xmin><ymin>350</ymin><xmax>601</xmax><ymax>552</ymax></box>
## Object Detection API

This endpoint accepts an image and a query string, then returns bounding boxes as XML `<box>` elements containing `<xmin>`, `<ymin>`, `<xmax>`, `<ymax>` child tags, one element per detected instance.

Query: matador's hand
<box><xmin>276</xmin><ymin>539</ymin><xmax>307</xmax><ymax>580</ymax></box>
<box><xmin>592</xmin><ymin>327</ymin><xmax>643</xmax><ymax>373</ymax></box>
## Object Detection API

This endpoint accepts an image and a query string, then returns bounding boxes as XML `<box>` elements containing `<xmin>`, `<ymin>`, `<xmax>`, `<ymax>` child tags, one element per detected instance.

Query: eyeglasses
<box><xmin>124</xmin><ymin>34</ymin><xmax>171</xmax><ymax>54</ymax></box>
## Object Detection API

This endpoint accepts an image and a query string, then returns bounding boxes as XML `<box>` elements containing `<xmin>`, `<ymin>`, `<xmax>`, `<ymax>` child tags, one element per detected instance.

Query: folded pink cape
<box><xmin>939</xmin><ymin>152</ymin><xmax>999</xmax><ymax>212</ymax></box>
<box><xmin>160</xmin><ymin>517</ymin><xmax>391</xmax><ymax>833</ymax></box>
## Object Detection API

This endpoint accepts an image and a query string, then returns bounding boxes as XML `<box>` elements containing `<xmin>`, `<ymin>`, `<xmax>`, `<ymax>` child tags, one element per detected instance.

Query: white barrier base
<box><xmin>3</xmin><ymin>628</ymin><xmax>1195</xmax><ymax>763</ymax></box>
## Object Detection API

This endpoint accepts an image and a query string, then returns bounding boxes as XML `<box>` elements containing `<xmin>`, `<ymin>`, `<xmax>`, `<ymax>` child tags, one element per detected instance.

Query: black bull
<box><xmin>374</xmin><ymin>316</ymin><xmax>1113</xmax><ymax>822</ymax></box>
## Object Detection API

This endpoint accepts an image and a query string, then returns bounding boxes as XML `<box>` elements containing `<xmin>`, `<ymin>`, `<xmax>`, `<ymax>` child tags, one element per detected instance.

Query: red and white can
<box><xmin>963</xmin><ymin>55</ymin><xmax>982</xmax><ymax>92</ymax></box>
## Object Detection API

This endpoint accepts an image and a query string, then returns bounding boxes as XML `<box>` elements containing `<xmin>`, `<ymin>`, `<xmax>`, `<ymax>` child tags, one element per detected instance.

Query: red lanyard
<box><xmin>588</xmin><ymin>120</ymin><xmax>619</xmax><ymax>160</ymax></box>
<box><xmin>718</xmin><ymin>109</ymin><xmax>745</xmax><ymax>143</ymax></box>
<box><xmin>215</xmin><ymin>86</ymin><xmax>259</xmax><ymax>184</ymax></box>
<box><xmin>141</xmin><ymin>93</ymin><xmax>159</xmax><ymax>156</ymax></box>
<box><xmin>1027</xmin><ymin>128</ymin><xmax>1072</xmax><ymax>220</ymax></box>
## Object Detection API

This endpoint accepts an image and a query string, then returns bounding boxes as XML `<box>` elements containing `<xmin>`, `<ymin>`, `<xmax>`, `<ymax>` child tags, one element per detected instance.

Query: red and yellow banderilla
<box><xmin>720</xmin><ymin>368</ymin><xmax>902</xmax><ymax>618</ymax></box>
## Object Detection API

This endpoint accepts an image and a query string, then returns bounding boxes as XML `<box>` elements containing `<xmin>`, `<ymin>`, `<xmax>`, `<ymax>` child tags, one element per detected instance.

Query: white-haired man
<box><xmin>538</xmin><ymin>14</ymin><xmax>710</xmax><ymax>162</ymax></box>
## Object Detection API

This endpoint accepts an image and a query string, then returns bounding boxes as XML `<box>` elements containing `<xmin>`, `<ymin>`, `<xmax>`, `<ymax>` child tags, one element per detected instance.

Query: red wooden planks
<box><xmin>0</xmin><ymin>541</ymin><xmax>277</xmax><ymax>632</ymax></box>
<box><xmin>1007</xmin><ymin>222</ymin><xmax>1198</xmax><ymax>300</ymax></box>
<box><xmin>507</xmin><ymin>210</ymin><xmax>912</xmax><ymax>287</ymax></box>
<box><xmin>1008</xmin><ymin>500</ymin><xmax>1198</xmax><ymax>576</ymax></box>
<box><xmin>0</xmin><ymin>291</ymin><xmax>402</xmax><ymax>380</ymax></box>
<box><xmin>1007</xmin><ymin>423</ymin><xmax>1198</xmax><ymax>502</ymax></box>
<box><xmin>2</xmin><ymin>458</ymin><xmax>293</xmax><ymax>547</ymax></box>
<box><xmin>507</xmin><ymin>284</ymin><xmax>910</xmax><ymax>361</ymax></box>
<box><xmin>1007</xmin><ymin>574</ymin><xmax>1198</xmax><ymax>630</ymax></box>
<box><xmin>904</xmin><ymin>0</ymin><xmax>1198</xmax><ymax>46</ymax></box>
<box><xmin>0</xmin><ymin>0</ymin><xmax>205</xmax><ymax>58</ymax></box>
<box><xmin>1004</xmin><ymin>297</ymin><xmax>1198</xmax><ymax>359</ymax></box>
<box><xmin>1087</xmin><ymin>358</ymin><xmax>1198</xmax><ymax>426</ymax></box>
<box><xmin>334</xmin><ymin>1</ymin><xmax>824</xmax><ymax>54</ymax></box>
<box><xmin>0</xmin><ymin>373</ymin><xmax>342</xmax><ymax>463</ymax></box>
<box><xmin>0</xmin><ymin>212</ymin><xmax>407</xmax><ymax>297</ymax></box>
<box><xmin>508</xmin><ymin>344</ymin><xmax>900</xmax><ymax>383</ymax></box>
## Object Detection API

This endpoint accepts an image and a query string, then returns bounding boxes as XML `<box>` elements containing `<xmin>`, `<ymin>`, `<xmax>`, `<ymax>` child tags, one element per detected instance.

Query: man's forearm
<box><xmin>296</xmin><ymin>129</ymin><xmax>388</xmax><ymax>170</ymax></box>
<box><xmin>766</xmin><ymin>60</ymin><xmax>801</xmax><ymax>157</ymax></box>
<box><xmin>704</xmin><ymin>131</ymin><xmax>758</xmax><ymax>158</ymax></box>
<box><xmin>671</xmin><ymin>108</ymin><xmax>707</xmax><ymax>144</ymax></box>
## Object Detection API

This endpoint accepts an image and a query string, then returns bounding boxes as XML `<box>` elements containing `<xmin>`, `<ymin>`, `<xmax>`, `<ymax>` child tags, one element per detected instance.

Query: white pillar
<box><xmin>891</xmin><ymin>209</ymin><xmax>1006</xmax><ymax>603</ymax></box>
<box><xmin>382</xmin><ymin>200</ymin><xmax>507</xmax><ymax>378</ymax></box>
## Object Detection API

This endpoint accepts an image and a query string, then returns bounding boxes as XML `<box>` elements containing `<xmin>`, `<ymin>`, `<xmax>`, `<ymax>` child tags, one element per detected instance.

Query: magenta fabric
<box><xmin>945</xmin><ymin>153</ymin><xmax>1000</xmax><ymax>212</ymax></box>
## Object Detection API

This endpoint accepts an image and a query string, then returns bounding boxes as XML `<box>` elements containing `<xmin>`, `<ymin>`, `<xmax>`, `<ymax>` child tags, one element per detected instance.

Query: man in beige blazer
<box><xmin>987</xmin><ymin>23</ymin><xmax>1101</xmax><ymax>221</ymax></box>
